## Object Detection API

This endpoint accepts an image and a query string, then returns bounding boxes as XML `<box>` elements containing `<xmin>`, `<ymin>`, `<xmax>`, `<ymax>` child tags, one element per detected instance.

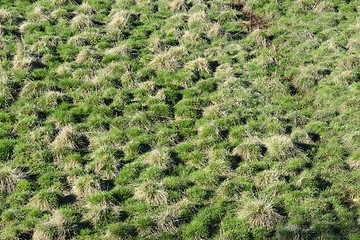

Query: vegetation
<box><xmin>0</xmin><ymin>0</ymin><xmax>359</xmax><ymax>239</ymax></box>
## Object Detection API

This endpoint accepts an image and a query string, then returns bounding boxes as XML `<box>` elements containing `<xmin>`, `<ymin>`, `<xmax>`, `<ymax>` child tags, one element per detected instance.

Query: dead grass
<box><xmin>238</xmin><ymin>195</ymin><xmax>283</xmax><ymax>229</ymax></box>
<box><xmin>107</xmin><ymin>11</ymin><xmax>129</xmax><ymax>30</ymax></box>
<box><xmin>12</xmin><ymin>43</ymin><xmax>33</xmax><ymax>72</ymax></box>
<box><xmin>0</xmin><ymin>8</ymin><xmax>11</xmax><ymax>22</ymax></box>
<box><xmin>265</xmin><ymin>135</ymin><xmax>302</xmax><ymax>161</ymax></box>
<box><xmin>170</xmin><ymin>0</ymin><xmax>189</xmax><ymax>12</ymax></box>
<box><xmin>134</xmin><ymin>181</ymin><xmax>168</xmax><ymax>205</ymax></box>
<box><xmin>184</xmin><ymin>57</ymin><xmax>210</xmax><ymax>74</ymax></box>
<box><xmin>51</xmin><ymin>125</ymin><xmax>77</xmax><ymax>157</ymax></box>
<box><xmin>71</xmin><ymin>174</ymin><xmax>101</xmax><ymax>197</ymax></box>
<box><xmin>233</xmin><ymin>137</ymin><xmax>266</xmax><ymax>162</ymax></box>
<box><xmin>71</xmin><ymin>14</ymin><xmax>94</xmax><ymax>29</ymax></box>
<box><xmin>77</xmin><ymin>2</ymin><xmax>96</xmax><ymax>15</ymax></box>
<box><xmin>0</xmin><ymin>165</ymin><xmax>23</xmax><ymax>194</ymax></box>
<box><xmin>144</xmin><ymin>147</ymin><xmax>172</xmax><ymax>170</ymax></box>
<box><xmin>148</xmin><ymin>46</ymin><xmax>187</xmax><ymax>71</ymax></box>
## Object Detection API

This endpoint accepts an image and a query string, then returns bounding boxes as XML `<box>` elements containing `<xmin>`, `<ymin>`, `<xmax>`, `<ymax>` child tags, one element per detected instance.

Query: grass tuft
<box><xmin>134</xmin><ymin>181</ymin><xmax>168</xmax><ymax>205</ymax></box>
<box><xmin>71</xmin><ymin>174</ymin><xmax>101</xmax><ymax>197</ymax></box>
<box><xmin>265</xmin><ymin>135</ymin><xmax>302</xmax><ymax>161</ymax></box>
<box><xmin>237</xmin><ymin>195</ymin><xmax>283</xmax><ymax>229</ymax></box>
<box><xmin>0</xmin><ymin>165</ymin><xmax>23</xmax><ymax>194</ymax></box>
<box><xmin>233</xmin><ymin>137</ymin><xmax>266</xmax><ymax>162</ymax></box>
<box><xmin>70</xmin><ymin>14</ymin><xmax>94</xmax><ymax>29</ymax></box>
<box><xmin>51</xmin><ymin>126</ymin><xmax>77</xmax><ymax>157</ymax></box>
<box><xmin>107</xmin><ymin>11</ymin><xmax>129</xmax><ymax>30</ymax></box>
<box><xmin>0</xmin><ymin>8</ymin><xmax>11</xmax><ymax>22</ymax></box>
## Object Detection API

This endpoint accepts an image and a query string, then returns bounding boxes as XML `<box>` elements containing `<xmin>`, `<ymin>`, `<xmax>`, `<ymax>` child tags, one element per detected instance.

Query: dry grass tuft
<box><xmin>0</xmin><ymin>165</ymin><xmax>23</xmax><ymax>194</ymax></box>
<box><xmin>19</xmin><ymin>81</ymin><xmax>40</xmax><ymax>98</ymax></box>
<box><xmin>75</xmin><ymin>49</ymin><xmax>96</xmax><ymax>64</ymax></box>
<box><xmin>134</xmin><ymin>181</ymin><xmax>168</xmax><ymax>205</ymax></box>
<box><xmin>52</xmin><ymin>0</ymin><xmax>69</xmax><ymax>5</ymax></box>
<box><xmin>32</xmin><ymin>225</ymin><xmax>56</xmax><ymax>240</ymax></box>
<box><xmin>70</xmin><ymin>14</ymin><xmax>94</xmax><ymax>29</ymax></box>
<box><xmin>207</xmin><ymin>23</ymin><xmax>225</xmax><ymax>39</ymax></box>
<box><xmin>188</xmin><ymin>11</ymin><xmax>207</xmax><ymax>28</ymax></box>
<box><xmin>71</xmin><ymin>174</ymin><xmax>101</xmax><ymax>197</ymax></box>
<box><xmin>104</xmin><ymin>44</ymin><xmax>128</xmax><ymax>56</ymax></box>
<box><xmin>84</xmin><ymin>199</ymin><xmax>115</xmax><ymax>225</ymax></box>
<box><xmin>233</xmin><ymin>137</ymin><xmax>266</xmax><ymax>162</ymax></box>
<box><xmin>28</xmin><ymin>6</ymin><xmax>48</xmax><ymax>23</ymax></box>
<box><xmin>28</xmin><ymin>190</ymin><xmax>60</xmax><ymax>211</ymax></box>
<box><xmin>156</xmin><ymin>198</ymin><xmax>192</xmax><ymax>233</ymax></box>
<box><xmin>170</xmin><ymin>0</ymin><xmax>189</xmax><ymax>12</ymax></box>
<box><xmin>51</xmin><ymin>125</ymin><xmax>77</xmax><ymax>157</ymax></box>
<box><xmin>12</xmin><ymin>42</ymin><xmax>33</xmax><ymax>72</ymax></box>
<box><xmin>0</xmin><ymin>70</ymin><xmax>13</xmax><ymax>106</ymax></box>
<box><xmin>255</xmin><ymin>170</ymin><xmax>281</xmax><ymax>188</ymax></box>
<box><xmin>148</xmin><ymin>46</ymin><xmax>187</xmax><ymax>71</ymax></box>
<box><xmin>56</xmin><ymin>63</ymin><xmax>72</xmax><ymax>76</ymax></box>
<box><xmin>291</xmin><ymin>129</ymin><xmax>314</xmax><ymax>144</ymax></box>
<box><xmin>0</xmin><ymin>8</ymin><xmax>11</xmax><ymax>22</ymax></box>
<box><xmin>180</xmin><ymin>31</ymin><xmax>200</xmax><ymax>45</ymax></box>
<box><xmin>238</xmin><ymin>195</ymin><xmax>283</xmax><ymax>229</ymax></box>
<box><xmin>144</xmin><ymin>147</ymin><xmax>172</xmax><ymax>170</ymax></box>
<box><xmin>107</xmin><ymin>11</ymin><xmax>129</xmax><ymax>30</ymax></box>
<box><xmin>265</xmin><ymin>135</ymin><xmax>301</xmax><ymax>161</ymax></box>
<box><xmin>184</xmin><ymin>57</ymin><xmax>210</xmax><ymax>74</ymax></box>
<box><xmin>77</xmin><ymin>2</ymin><xmax>96</xmax><ymax>15</ymax></box>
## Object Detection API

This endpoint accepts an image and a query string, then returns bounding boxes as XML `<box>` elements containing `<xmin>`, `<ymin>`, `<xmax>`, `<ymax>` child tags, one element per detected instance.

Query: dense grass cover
<box><xmin>0</xmin><ymin>0</ymin><xmax>359</xmax><ymax>239</ymax></box>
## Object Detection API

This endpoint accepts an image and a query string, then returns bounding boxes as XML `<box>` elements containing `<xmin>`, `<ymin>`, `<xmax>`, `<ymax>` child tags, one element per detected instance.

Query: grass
<box><xmin>0</xmin><ymin>0</ymin><xmax>359</xmax><ymax>239</ymax></box>
<box><xmin>237</xmin><ymin>195</ymin><xmax>283</xmax><ymax>229</ymax></box>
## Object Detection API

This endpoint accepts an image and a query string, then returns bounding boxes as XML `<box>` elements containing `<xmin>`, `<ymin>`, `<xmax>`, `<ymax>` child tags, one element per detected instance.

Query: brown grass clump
<box><xmin>84</xmin><ymin>199</ymin><xmax>115</xmax><ymax>225</ymax></box>
<box><xmin>104</xmin><ymin>44</ymin><xmax>128</xmax><ymax>56</ymax></box>
<box><xmin>32</xmin><ymin>225</ymin><xmax>56</xmax><ymax>240</ymax></box>
<box><xmin>148</xmin><ymin>52</ymin><xmax>177</xmax><ymax>71</ymax></box>
<box><xmin>0</xmin><ymin>70</ymin><xmax>13</xmax><ymax>106</ymax></box>
<box><xmin>28</xmin><ymin>190</ymin><xmax>60</xmax><ymax>211</ymax></box>
<box><xmin>205</xmin><ymin>148</ymin><xmax>232</xmax><ymax>177</ymax></box>
<box><xmin>187</xmin><ymin>11</ymin><xmax>207</xmax><ymax>28</ymax></box>
<box><xmin>0</xmin><ymin>8</ymin><xmax>11</xmax><ymax>22</ymax></box>
<box><xmin>86</xmin><ymin>145</ymin><xmax>120</xmax><ymax>180</ymax></box>
<box><xmin>170</xmin><ymin>0</ymin><xmax>189</xmax><ymax>12</ymax></box>
<box><xmin>291</xmin><ymin>129</ymin><xmax>314</xmax><ymax>144</ymax></box>
<box><xmin>71</xmin><ymin>174</ymin><xmax>101</xmax><ymax>197</ymax></box>
<box><xmin>19</xmin><ymin>81</ymin><xmax>40</xmax><ymax>98</ymax></box>
<box><xmin>233</xmin><ymin>137</ymin><xmax>266</xmax><ymax>162</ymax></box>
<box><xmin>70</xmin><ymin>14</ymin><xmax>94</xmax><ymax>29</ymax></box>
<box><xmin>77</xmin><ymin>2</ymin><xmax>96</xmax><ymax>15</ymax></box>
<box><xmin>180</xmin><ymin>31</ymin><xmax>200</xmax><ymax>45</ymax></box>
<box><xmin>265</xmin><ymin>135</ymin><xmax>302</xmax><ymax>161</ymax></box>
<box><xmin>143</xmin><ymin>147</ymin><xmax>172</xmax><ymax>170</ymax></box>
<box><xmin>156</xmin><ymin>198</ymin><xmax>192</xmax><ymax>233</ymax></box>
<box><xmin>148</xmin><ymin>46</ymin><xmax>187</xmax><ymax>71</ymax></box>
<box><xmin>184</xmin><ymin>57</ymin><xmax>210</xmax><ymax>74</ymax></box>
<box><xmin>254</xmin><ymin>170</ymin><xmax>282</xmax><ymax>189</ymax></box>
<box><xmin>12</xmin><ymin>43</ymin><xmax>33</xmax><ymax>72</ymax></box>
<box><xmin>207</xmin><ymin>23</ymin><xmax>225</xmax><ymax>39</ymax></box>
<box><xmin>51</xmin><ymin>125</ymin><xmax>77</xmax><ymax>157</ymax></box>
<box><xmin>134</xmin><ymin>181</ymin><xmax>168</xmax><ymax>205</ymax></box>
<box><xmin>52</xmin><ymin>0</ymin><xmax>69</xmax><ymax>5</ymax></box>
<box><xmin>75</xmin><ymin>49</ymin><xmax>96</xmax><ymax>64</ymax></box>
<box><xmin>107</xmin><ymin>11</ymin><xmax>129</xmax><ymax>30</ymax></box>
<box><xmin>28</xmin><ymin>6</ymin><xmax>48</xmax><ymax>23</ymax></box>
<box><xmin>237</xmin><ymin>195</ymin><xmax>283</xmax><ymax>229</ymax></box>
<box><xmin>33</xmin><ymin>209</ymin><xmax>74</xmax><ymax>240</ymax></box>
<box><xmin>56</xmin><ymin>63</ymin><xmax>72</xmax><ymax>76</ymax></box>
<box><xmin>0</xmin><ymin>165</ymin><xmax>23</xmax><ymax>194</ymax></box>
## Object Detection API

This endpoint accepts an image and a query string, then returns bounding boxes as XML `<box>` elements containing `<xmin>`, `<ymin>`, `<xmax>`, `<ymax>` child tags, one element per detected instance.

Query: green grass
<box><xmin>0</xmin><ymin>0</ymin><xmax>359</xmax><ymax>239</ymax></box>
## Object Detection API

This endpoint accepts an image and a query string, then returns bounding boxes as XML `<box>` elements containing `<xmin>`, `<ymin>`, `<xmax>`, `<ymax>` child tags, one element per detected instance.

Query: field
<box><xmin>0</xmin><ymin>0</ymin><xmax>359</xmax><ymax>239</ymax></box>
